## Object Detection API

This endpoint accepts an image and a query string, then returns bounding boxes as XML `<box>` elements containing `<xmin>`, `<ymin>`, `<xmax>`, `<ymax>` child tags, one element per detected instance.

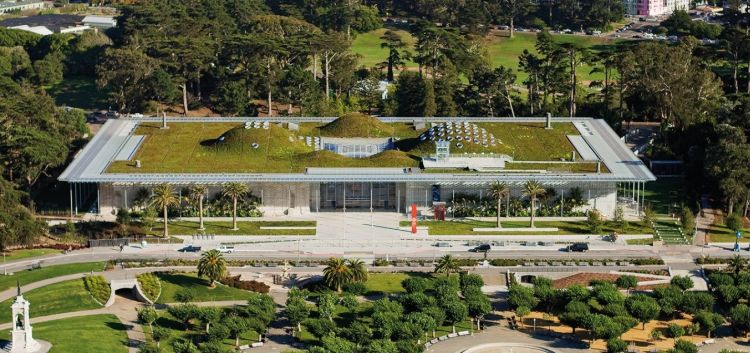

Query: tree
<box><xmin>151</xmin><ymin>183</ymin><xmax>179</xmax><ymax>237</ymax></box>
<box><xmin>488</xmin><ymin>181</ymin><xmax>509</xmax><ymax>228</ymax></box>
<box><xmin>626</xmin><ymin>295</ymin><xmax>660</xmax><ymax>330</ymax></box>
<box><xmin>402</xmin><ymin>277</ymin><xmax>429</xmax><ymax>293</ymax></box>
<box><xmin>508</xmin><ymin>284</ymin><xmax>539</xmax><ymax>310</ymax></box>
<box><xmin>726</xmin><ymin>213</ymin><xmax>743</xmax><ymax>233</ymax></box>
<box><xmin>0</xmin><ymin>177</ymin><xmax>44</xmax><ymax>250</ymax></box>
<box><xmin>286</xmin><ymin>295</ymin><xmax>310</xmax><ymax>335</ymax></box>
<box><xmin>522</xmin><ymin>180</ymin><xmax>546</xmax><ymax>228</ymax></box>
<box><xmin>151</xmin><ymin>326</ymin><xmax>169</xmax><ymax>348</ymax></box>
<box><xmin>607</xmin><ymin>338</ymin><xmax>627</xmax><ymax>353</ymax></box>
<box><xmin>443</xmin><ymin>297</ymin><xmax>468</xmax><ymax>334</ymax></box>
<box><xmin>379</xmin><ymin>30</ymin><xmax>410</xmax><ymax>82</ymax></box>
<box><xmin>347</xmin><ymin>258</ymin><xmax>368</xmax><ymax>283</ymax></box>
<box><xmin>731</xmin><ymin>303</ymin><xmax>750</xmax><ymax>334</ymax></box>
<box><xmin>197</xmin><ymin>249</ymin><xmax>227</xmax><ymax>287</ymax></box>
<box><xmin>615</xmin><ymin>275</ymin><xmax>637</xmax><ymax>292</ymax></box>
<box><xmin>221</xmin><ymin>183</ymin><xmax>249</xmax><ymax>230</ymax></box>
<box><xmin>515</xmin><ymin>305</ymin><xmax>531</xmax><ymax>328</ymax></box>
<box><xmin>96</xmin><ymin>47</ymin><xmax>158</xmax><ymax>112</ymax></box>
<box><xmin>681</xmin><ymin>207</ymin><xmax>696</xmax><ymax>237</ymax></box>
<box><xmin>434</xmin><ymin>255</ymin><xmax>460</xmax><ymax>277</ymax></box>
<box><xmin>471</xmin><ymin>66</ymin><xmax>518</xmax><ymax>117</ymax></box>
<box><xmin>137</xmin><ymin>306</ymin><xmax>159</xmax><ymax>333</ymax></box>
<box><xmin>673</xmin><ymin>339</ymin><xmax>698</xmax><ymax>353</ymax></box>
<box><xmin>172</xmin><ymin>339</ymin><xmax>200</xmax><ymax>353</ymax></box>
<box><xmin>464</xmin><ymin>287</ymin><xmax>491</xmax><ymax>330</ymax></box>
<box><xmin>499</xmin><ymin>0</ymin><xmax>534</xmax><ymax>38</ymax></box>
<box><xmin>197</xmin><ymin>306</ymin><xmax>222</xmax><ymax>334</ymax></box>
<box><xmin>168</xmin><ymin>304</ymin><xmax>199</xmax><ymax>331</ymax></box>
<box><xmin>559</xmin><ymin>301</ymin><xmax>590</xmax><ymax>334</ymax></box>
<box><xmin>728</xmin><ymin>255</ymin><xmax>747</xmax><ymax>275</ymax></box>
<box><xmin>187</xmin><ymin>185</ymin><xmax>208</xmax><ymax>231</ymax></box>
<box><xmin>613</xmin><ymin>205</ymin><xmax>628</xmax><ymax>233</ymax></box>
<box><xmin>670</xmin><ymin>276</ymin><xmax>694</xmax><ymax>291</ymax></box>
<box><xmin>587</xmin><ymin>209</ymin><xmax>604</xmax><ymax>234</ymax></box>
<box><xmin>665</xmin><ymin>323</ymin><xmax>685</xmax><ymax>342</ymax></box>
<box><xmin>317</xmin><ymin>292</ymin><xmax>337</xmax><ymax>322</ymax></box>
<box><xmin>693</xmin><ymin>311</ymin><xmax>724</xmax><ymax>338</ymax></box>
<box><xmin>323</xmin><ymin>257</ymin><xmax>352</xmax><ymax>293</ymax></box>
<box><xmin>649</xmin><ymin>328</ymin><xmax>662</xmax><ymax>341</ymax></box>
<box><xmin>224</xmin><ymin>316</ymin><xmax>249</xmax><ymax>348</ymax></box>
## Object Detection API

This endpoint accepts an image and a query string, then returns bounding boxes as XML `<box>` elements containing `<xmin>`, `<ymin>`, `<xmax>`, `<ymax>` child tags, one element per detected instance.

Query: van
<box><xmin>567</xmin><ymin>243</ymin><xmax>589</xmax><ymax>252</ymax></box>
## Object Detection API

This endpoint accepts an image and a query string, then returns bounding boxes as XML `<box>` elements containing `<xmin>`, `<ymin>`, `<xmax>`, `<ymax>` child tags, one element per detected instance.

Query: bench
<box><xmin>458</xmin><ymin>331</ymin><xmax>470</xmax><ymax>336</ymax></box>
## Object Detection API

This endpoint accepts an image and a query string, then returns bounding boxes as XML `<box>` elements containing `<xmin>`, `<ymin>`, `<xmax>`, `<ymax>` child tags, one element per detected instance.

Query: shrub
<box><xmin>219</xmin><ymin>275</ymin><xmax>270</xmax><ymax>293</ymax></box>
<box><xmin>83</xmin><ymin>275</ymin><xmax>111</xmax><ymax>304</ymax></box>
<box><xmin>342</xmin><ymin>282</ymin><xmax>367</xmax><ymax>295</ymax></box>
<box><xmin>607</xmin><ymin>338</ymin><xmax>627</xmax><ymax>353</ymax></box>
<box><xmin>401</xmin><ymin>277</ymin><xmax>429</xmax><ymax>293</ymax></box>
<box><xmin>136</xmin><ymin>273</ymin><xmax>161</xmax><ymax>302</ymax></box>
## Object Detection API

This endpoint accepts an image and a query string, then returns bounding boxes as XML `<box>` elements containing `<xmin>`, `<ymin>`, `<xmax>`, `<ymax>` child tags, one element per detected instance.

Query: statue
<box><xmin>2</xmin><ymin>290</ymin><xmax>50</xmax><ymax>353</ymax></box>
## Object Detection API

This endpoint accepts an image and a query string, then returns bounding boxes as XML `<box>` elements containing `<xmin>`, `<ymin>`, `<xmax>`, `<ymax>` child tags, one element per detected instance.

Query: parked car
<box><xmin>216</xmin><ymin>245</ymin><xmax>235</xmax><ymax>253</ymax></box>
<box><xmin>470</xmin><ymin>244</ymin><xmax>491</xmax><ymax>252</ymax></box>
<box><xmin>567</xmin><ymin>243</ymin><xmax>589</xmax><ymax>252</ymax></box>
<box><xmin>178</xmin><ymin>245</ymin><xmax>202</xmax><ymax>252</ymax></box>
<box><xmin>434</xmin><ymin>242</ymin><xmax>452</xmax><ymax>247</ymax></box>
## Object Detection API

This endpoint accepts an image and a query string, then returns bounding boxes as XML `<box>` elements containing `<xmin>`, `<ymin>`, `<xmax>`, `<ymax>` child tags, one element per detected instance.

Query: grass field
<box><xmin>643</xmin><ymin>176</ymin><xmax>689</xmax><ymax>216</ymax></box>
<box><xmin>148</xmin><ymin>220</ymin><xmax>316</xmax><ymax>236</ymax></box>
<box><xmin>0</xmin><ymin>315</ymin><xmax>128</xmax><ymax>353</ymax></box>
<box><xmin>0</xmin><ymin>279</ymin><xmax>103</xmax><ymax>323</ymax></box>
<box><xmin>107</xmin><ymin>120</ymin><xmax>585</xmax><ymax>174</ymax></box>
<box><xmin>364</xmin><ymin>272</ymin><xmax>454</xmax><ymax>295</ymax></box>
<box><xmin>402</xmin><ymin>219</ymin><xmax>652</xmax><ymax>235</ymax></box>
<box><xmin>154</xmin><ymin>272</ymin><xmax>259</xmax><ymax>304</ymax></box>
<box><xmin>1</xmin><ymin>248</ymin><xmax>61</xmax><ymax>261</ymax></box>
<box><xmin>352</xmin><ymin>28</ymin><xmax>617</xmax><ymax>84</ymax></box>
<box><xmin>0</xmin><ymin>262</ymin><xmax>105</xmax><ymax>293</ymax></box>
<box><xmin>45</xmin><ymin>76</ymin><xmax>109</xmax><ymax>110</ymax></box>
<box><xmin>707</xmin><ymin>222</ymin><xmax>750</xmax><ymax>243</ymax></box>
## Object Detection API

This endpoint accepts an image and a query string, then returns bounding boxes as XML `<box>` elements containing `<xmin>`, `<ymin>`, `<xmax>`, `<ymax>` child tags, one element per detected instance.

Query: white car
<box><xmin>215</xmin><ymin>245</ymin><xmax>234</xmax><ymax>253</ymax></box>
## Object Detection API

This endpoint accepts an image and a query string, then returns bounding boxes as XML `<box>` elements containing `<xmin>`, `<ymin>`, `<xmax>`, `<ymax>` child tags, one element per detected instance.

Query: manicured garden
<box><xmin>0</xmin><ymin>279</ymin><xmax>103</xmax><ymax>323</ymax></box>
<box><xmin>0</xmin><ymin>262</ymin><xmax>106</xmax><ymax>292</ymax></box>
<box><xmin>154</xmin><ymin>272</ymin><xmax>260</xmax><ymax>304</ymax></box>
<box><xmin>0</xmin><ymin>315</ymin><xmax>129</xmax><ymax>353</ymax></box>
<box><xmin>402</xmin><ymin>219</ymin><xmax>652</xmax><ymax>235</ymax></box>
<box><xmin>147</xmin><ymin>220</ymin><xmax>317</xmax><ymax>236</ymax></box>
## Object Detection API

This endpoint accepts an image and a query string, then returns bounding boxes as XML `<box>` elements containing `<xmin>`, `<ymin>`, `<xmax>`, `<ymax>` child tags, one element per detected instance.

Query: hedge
<box><xmin>83</xmin><ymin>275</ymin><xmax>111</xmax><ymax>304</ymax></box>
<box><xmin>136</xmin><ymin>273</ymin><xmax>161</xmax><ymax>302</ymax></box>
<box><xmin>219</xmin><ymin>275</ymin><xmax>270</xmax><ymax>293</ymax></box>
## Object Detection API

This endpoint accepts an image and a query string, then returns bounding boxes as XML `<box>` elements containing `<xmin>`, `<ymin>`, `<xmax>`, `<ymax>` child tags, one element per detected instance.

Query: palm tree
<box><xmin>522</xmin><ymin>180</ymin><xmax>546</xmax><ymax>228</ymax></box>
<box><xmin>728</xmin><ymin>254</ymin><xmax>746</xmax><ymax>275</ymax></box>
<box><xmin>221</xmin><ymin>183</ymin><xmax>249</xmax><ymax>230</ymax></box>
<box><xmin>151</xmin><ymin>183</ymin><xmax>179</xmax><ymax>237</ymax></box>
<box><xmin>187</xmin><ymin>185</ymin><xmax>209</xmax><ymax>231</ymax></box>
<box><xmin>323</xmin><ymin>257</ymin><xmax>351</xmax><ymax>293</ymax></box>
<box><xmin>434</xmin><ymin>255</ymin><xmax>460</xmax><ymax>277</ymax></box>
<box><xmin>197</xmin><ymin>249</ymin><xmax>227</xmax><ymax>288</ymax></box>
<box><xmin>346</xmin><ymin>259</ymin><xmax>368</xmax><ymax>283</ymax></box>
<box><xmin>488</xmin><ymin>181</ymin><xmax>510</xmax><ymax>228</ymax></box>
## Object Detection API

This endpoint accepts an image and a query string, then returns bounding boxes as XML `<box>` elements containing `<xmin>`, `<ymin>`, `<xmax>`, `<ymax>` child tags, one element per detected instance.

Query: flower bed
<box><xmin>136</xmin><ymin>273</ymin><xmax>161</xmax><ymax>302</ymax></box>
<box><xmin>83</xmin><ymin>275</ymin><xmax>111</xmax><ymax>305</ymax></box>
<box><xmin>219</xmin><ymin>275</ymin><xmax>270</xmax><ymax>293</ymax></box>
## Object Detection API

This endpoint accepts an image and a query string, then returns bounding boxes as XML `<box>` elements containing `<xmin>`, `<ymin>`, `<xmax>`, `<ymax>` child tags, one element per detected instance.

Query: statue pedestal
<box><xmin>2</xmin><ymin>339</ymin><xmax>51</xmax><ymax>353</ymax></box>
<box><xmin>2</xmin><ymin>295</ymin><xmax>51</xmax><ymax>353</ymax></box>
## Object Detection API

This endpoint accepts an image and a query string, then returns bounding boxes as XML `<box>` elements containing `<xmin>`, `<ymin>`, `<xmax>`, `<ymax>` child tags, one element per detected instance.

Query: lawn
<box><xmin>403</xmin><ymin>219</ymin><xmax>652</xmax><ymax>235</ymax></box>
<box><xmin>154</xmin><ymin>272</ymin><xmax>260</xmax><ymax>304</ymax></box>
<box><xmin>45</xmin><ymin>76</ymin><xmax>109</xmax><ymax>110</ymax></box>
<box><xmin>707</xmin><ymin>223</ymin><xmax>750</xmax><ymax>243</ymax></box>
<box><xmin>625</xmin><ymin>238</ymin><xmax>654</xmax><ymax>245</ymax></box>
<box><xmin>0</xmin><ymin>262</ymin><xmax>106</xmax><ymax>293</ymax></box>
<box><xmin>352</xmin><ymin>27</ymin><xmax>617</xmax><ymax>84</ymax></box>
<box><xmin>1</xmin><ymin>248</ymin><xmax>61</xmax><ymax>261</ymax></box>
<box><xmin>0</xmin><ymin>314</ymin><xmax>128</xmax><ymax>353</ymax></box>
<box><xmin>364</xmin><ymin>273</ymin><xmax>410</xmax><ymax>294</ymax></box>
<box><xmin>643</xmin><ymin>176</ymin><xmax>689</xmax><ymax>216</ymax></box>
<box><xmin>148</xmin><ymin>220</ymin><xmax>317</xmax><ymax>236</ymax></box>
<box><xmin>0</xmin><ymin>279</ymin><xmax>103</xmax><ymax>323</ymax></box>
<box><xmin>107</xmin><ymin>120</ymin><xmax>586</xmax><ymax>174</ymax></box>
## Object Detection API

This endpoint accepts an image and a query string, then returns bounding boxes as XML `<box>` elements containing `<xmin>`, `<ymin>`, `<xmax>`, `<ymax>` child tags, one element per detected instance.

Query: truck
<box><xmin>216</xmin><ymin>245</ymin><xmax>235</xmax><ymax>253</ymax></box>
<box><xmin>178</xmin><ymin>245</ymin><xmax>202</xmax><ymax>252</ymax></box>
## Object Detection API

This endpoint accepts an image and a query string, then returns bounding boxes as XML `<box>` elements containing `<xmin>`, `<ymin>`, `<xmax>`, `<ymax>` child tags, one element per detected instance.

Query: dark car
<box><xmin>470</xmin><ymin>244</ymin><xmax>491</xmax><ymax>252</ymax></box>
<box><xmin>178</xmin><ymin>245</ymin><xmax>202</xmax><ymax>252</ymax></box>
<box><xmin>567</xmin><ymin>243</ymin><xmax>589</xmax><ymax>252</ymax></box>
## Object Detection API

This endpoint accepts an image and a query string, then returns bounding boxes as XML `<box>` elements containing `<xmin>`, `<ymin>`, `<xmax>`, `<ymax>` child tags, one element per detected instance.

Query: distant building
<box><xmin>623</xmin><ymin>0</ymin><xmax>691</xmax><ymax>17</ymax></box>
<box><xmin>81</xmin><ymin>15</ymin><xmax>116</xmax><ymax>29</ymax></box>
<box><xmin>0</xmin><ymin>14</ymin><xmax>85</xmax><ymax>34</ymax></box>
<box><xmin>8</xmin><ymin>24</ymin><xmax>52</xmax><ymax>35</ymax></box>
<box><xmin>0</xmin><ymin>0</ymin><xmax>50</xmax><ymax>14</ymax></box>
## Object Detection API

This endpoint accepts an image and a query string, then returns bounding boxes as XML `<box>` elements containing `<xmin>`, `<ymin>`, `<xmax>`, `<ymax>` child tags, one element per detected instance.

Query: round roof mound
<box><xmin>214</xmin><ymin>123</ymin><xmax>301</xmax><ymax>151</ymax></box>
<box><xmin>319</xmin><ymin>113</ymin><xmax>395</xmax><ymax>138</ymax></box>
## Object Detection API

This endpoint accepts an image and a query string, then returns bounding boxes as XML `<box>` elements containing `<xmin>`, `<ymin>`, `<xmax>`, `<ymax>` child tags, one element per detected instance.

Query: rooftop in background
<box><xmin>81</xmin><ymin>15</ymin><xmax>116</xmax><ymax>28</ymax></box>
<box><xmin>0</xmin><ymin>14</ymin><xmax>83</xmax><ymax>32</ymax></box>
<box><xmin>59</xmin><ymin>116</ymin><xmax>656</xmax><ymax>184</ymax></box>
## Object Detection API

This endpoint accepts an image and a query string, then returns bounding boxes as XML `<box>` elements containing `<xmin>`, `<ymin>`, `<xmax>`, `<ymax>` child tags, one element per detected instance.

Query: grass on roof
<box><xmin>107</xmin><ymin>120</ymin><xmax>582</xmax><ymax>174</ymax></box>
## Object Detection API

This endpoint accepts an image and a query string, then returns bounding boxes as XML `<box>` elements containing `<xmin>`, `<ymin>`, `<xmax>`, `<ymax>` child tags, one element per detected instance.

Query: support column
<box><xmin>452</xmin><ymin>189</ymin><xmax>455</xmax><ymax>218</ymax></box>
<box><xmin>74</xmin><ymin>183</ymin><xmax>78</xmax><ymax>215</ymax></box>
<box><xmin>560</xmin><ymin>189</ymin><xmax>565</xmax><ymax>217</ymax></box>
<box><xmin>370</xmin><ymin>183</ymin><xmax>373</xmax><ymax>227</ymax></box>
<box><xmin>342</xmin><ymin>183</ymin><xmax>346</xmax><ymax>213</ymax></box>
<box><xmin>124</xmin><ymin>188</ymin><xmax>128</xmax><ymax>210</ymax></box>
<box><xmin>96</xmin><ymin>183</ymin><xmax>100</xmax><ymax>214</ymax></box>
<box><xmin>397</xmin><ymin>185</ymin><xmax>400</xmax><ymax>214</ymax></box>
<box><xmin>69</xmin><ymin>184</ymin><xmax>73</xmax><ymax>218</ymax></box>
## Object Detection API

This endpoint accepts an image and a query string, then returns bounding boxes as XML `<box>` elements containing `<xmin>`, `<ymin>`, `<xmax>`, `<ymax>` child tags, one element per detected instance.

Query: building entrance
<box><xmin>318</xmin><ymin>183</ymin><xmax>397</xmax><ymax>211</ymax></box>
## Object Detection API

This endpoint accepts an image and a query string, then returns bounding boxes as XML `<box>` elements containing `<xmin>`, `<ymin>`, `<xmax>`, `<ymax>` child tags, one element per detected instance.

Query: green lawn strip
<box><xmin>643</xmin><ymin>176</ymin><xmax>689</xmax><ymax>217</ymax></box>
<box><xmin>0</xmin><ymin>314</ymin><xmax>128</xmax><ymax>353</ymax></box>
<box><xmin>351</xmin><ymin>27</ymin><xmax>417</xmax><ymax>68</ymax></box>
<box><xmin>625</xmin><ymin>238</ymin><xmax>654</xmax><ymax>245</ymax></box>
<box><xmin>0</xmin><ymin>248</ymin><xmax>61</xmax><ymax>261</ymax></box>
<box><xmin>0</xmin><ymin>279</ymin><xmax>103</xmax><ymax>323</ymax></box>
<box><xmin>0</xmin><ymin>262</ymin><xmax>106</xmax><ymax>293</ymax></box>
<box><xmin>154</xmin><ymin>272</ymin><xmax>258</xmax><ymax>304</ymax></box>
<box><xmin>363</xmin><ymin>272</ymin><xmax>453</xmax><ymax>295</ymax></box>
<box><xmin>400</xmin><ymin>219</ymin><xmax>652</xmax><ymax>235</ymax></box>
<box><xmin>144</xmin><ymin>310</ymin><xmax>259</xmax><ymax>353</ymax></box>
<box><xmin>504</xmin><ymin>162</ymin><xmax>603</xmax><ymax>173</ymax></box>
<box><xmin>707</xmin><ymin>223</ymin><xmax>750</xmax><ymax>243</ymax></box>
<box><xmin>147</xmin><ymin>220</ymin><xmax>316</xmax><ymax>236</ymax></box>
